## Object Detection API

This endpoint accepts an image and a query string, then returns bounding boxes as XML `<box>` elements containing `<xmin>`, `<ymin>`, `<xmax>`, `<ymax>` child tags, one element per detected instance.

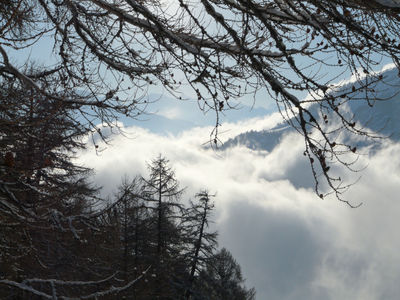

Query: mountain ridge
<box><xmin>221</xmin><ymin>66</ymin><xmax>400</xmax><ymax>153</ymax></box>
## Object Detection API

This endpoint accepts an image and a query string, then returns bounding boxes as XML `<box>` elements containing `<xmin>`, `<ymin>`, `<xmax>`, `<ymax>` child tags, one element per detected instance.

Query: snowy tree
<box><xmin>0</xmin><ymin>75</ymin><xmax>148</xmax><ymax>299</ymax></box>
<box><xmin>3</xmin><ymin>0</ymin><xmax>400</xmax><ymax>200</ymax></box>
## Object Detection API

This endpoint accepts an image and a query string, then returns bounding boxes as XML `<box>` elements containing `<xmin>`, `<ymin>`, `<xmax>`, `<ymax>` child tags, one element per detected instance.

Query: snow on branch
<box><xmin>0</xmin><ymin>266</ymin><xmax>151</xmax><ymax>300</ymax></box>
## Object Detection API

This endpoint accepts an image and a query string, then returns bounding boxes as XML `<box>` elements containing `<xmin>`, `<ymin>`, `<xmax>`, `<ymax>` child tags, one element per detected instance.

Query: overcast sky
<box><xmin>78</xmin><ymin>86</ymin><xmax>400</xmax><ymax>299</ymax></box>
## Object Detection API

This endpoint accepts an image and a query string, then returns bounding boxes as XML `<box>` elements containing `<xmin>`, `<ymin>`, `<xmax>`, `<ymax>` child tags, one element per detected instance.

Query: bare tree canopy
<box><xmin>2</xmin><ymin>0</ymin><xmax>400</xmax><ymax>201</ymax></box>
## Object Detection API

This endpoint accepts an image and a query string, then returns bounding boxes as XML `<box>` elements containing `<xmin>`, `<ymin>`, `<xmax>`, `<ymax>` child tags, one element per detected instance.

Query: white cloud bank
<box><xmin>79</xmin><ymin>113</ymin><xmax>400</xmax><ymax>300</ymax></box>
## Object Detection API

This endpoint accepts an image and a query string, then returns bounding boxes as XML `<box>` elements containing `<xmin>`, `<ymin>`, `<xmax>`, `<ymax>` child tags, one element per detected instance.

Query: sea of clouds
<box><xmin>78</xmin><ymin>105</ymin><xmax>400</xmax><ymax>299</ymax></box>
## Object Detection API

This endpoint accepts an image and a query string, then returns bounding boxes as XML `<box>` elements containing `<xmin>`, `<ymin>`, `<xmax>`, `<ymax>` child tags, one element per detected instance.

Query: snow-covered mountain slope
<box><xmin>220</xmin><ymin>125</ymin><xmax>294</xmax><ymax>151</ymax></box>
<box><xmin>222</xmin><ymin>66</ymin><xmax>400</xmax><ymax>152</ymax></box>
<box><xmin>376</xmin><ymin>0</ymin><xmax>400</xmax><ymax>7</ymax></box>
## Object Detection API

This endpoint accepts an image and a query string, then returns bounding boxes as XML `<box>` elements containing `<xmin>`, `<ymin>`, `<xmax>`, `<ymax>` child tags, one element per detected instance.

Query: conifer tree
<box><xmin>196</xmin><ymin>248</ymin><xmax>256</xmax><ymax>300</ymax></box>
<box><xmin>184</xmin><ymin>191</ymin><xmax>218</xmax><ymax>299</ymax></box>
<box><xmin>141</xmin><ymin>155</ymin><xmax>186</xmax><ymax>298</ymax></box>
<box><xmin>0</xmin><ymin>74</ymin><xmax>147</xmax><ymax>299</ymax></box>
